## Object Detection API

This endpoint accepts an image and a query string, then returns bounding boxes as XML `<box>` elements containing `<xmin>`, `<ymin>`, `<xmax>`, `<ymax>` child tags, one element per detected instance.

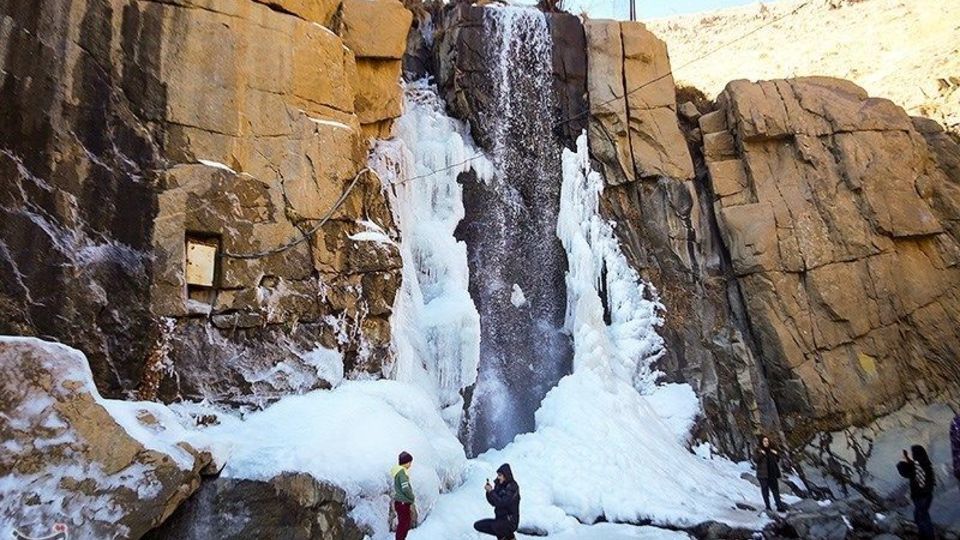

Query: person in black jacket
<box><xmin>755</xmin><ymin>435</ymin><xmax>786</xmax><ymax>512</ymax></box>
<box><xmin>897</xmin><ymin>445</ymin><xmax>936</xmax><ymax>540</ymax></box>
<box><xmin>473</xmin><ymin>464</ymin><xmax>521</xmax><ymax>540</ymax></box>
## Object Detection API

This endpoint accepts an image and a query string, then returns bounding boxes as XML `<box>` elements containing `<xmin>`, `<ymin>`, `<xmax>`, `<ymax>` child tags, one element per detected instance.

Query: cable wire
<box><xmin>221</xmin><ymin>167</ymin><xmax>369</xmax><ymax>260</ymax></box>
<box><xmin>398</xmin><ymin>0</ymin><xmax>811</xmax><ymax>184</ymax></box>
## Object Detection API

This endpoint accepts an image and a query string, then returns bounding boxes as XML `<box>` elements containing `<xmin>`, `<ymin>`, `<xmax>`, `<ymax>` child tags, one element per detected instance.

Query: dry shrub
<box><xmin>675</xmin><ymin>84</ymin><xmax>712</xmax><ymax>112</ymax></box>
<box><xmin>537</xmin><ymin>0</ymin><xmax>565</xmax><ymax>12</ymax></box>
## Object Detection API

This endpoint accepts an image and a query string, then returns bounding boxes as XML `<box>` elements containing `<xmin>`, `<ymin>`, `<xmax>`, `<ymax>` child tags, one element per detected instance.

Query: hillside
<box><xmin>648</xmin><ymin>0</ymin><xmax>960</xmax><ymax>132</ymax></box>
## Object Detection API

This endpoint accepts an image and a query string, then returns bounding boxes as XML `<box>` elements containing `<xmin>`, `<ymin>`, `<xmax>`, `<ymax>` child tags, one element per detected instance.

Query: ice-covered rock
<box><xmin>178</xmin><ymin>379</ymin><xmax>468</xmax><ymax>538</ymax></box>
<box><xmin>0</xmin><ymin>337</ymin><xmax>214</xmax><ymax>539</ymax></box>
<box><xmin>371</xmin><ymin>81</ymin><xmax>489</xmax><ymax>429</ymax></box>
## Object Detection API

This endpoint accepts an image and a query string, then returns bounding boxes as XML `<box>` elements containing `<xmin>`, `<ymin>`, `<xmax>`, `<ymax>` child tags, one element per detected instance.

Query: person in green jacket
<box><xmin>391</xmin><ymin>451</ymin><xmax>415</xmax><ymax>540</ymax></box>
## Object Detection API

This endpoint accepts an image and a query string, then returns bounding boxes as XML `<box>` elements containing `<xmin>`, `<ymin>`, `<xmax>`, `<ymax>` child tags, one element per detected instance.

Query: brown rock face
<box><xmin>706</xmin><ymin>77</ymin><xmax>960</xmax><ymax>434</ymax></box>
<box><xmin>340</xmin><ymin>0</ymin><xmax>412</xmax><ymax>59</ymax></box>
<box><xmin>585</xmin><ymin>20</ymin><xmax>694</xmax><ymax>184</ymax></box>
<box><xmin>590</xmin><ymin>37</ymin><xmax>960</xmax><ymax>459</ymax></box>
<box><xmin>0</xmin><ymin>0</ymin><xmax>410</xmax><ymax>403</ymax></box>
<box><xmin>0</xmin><ymin>338</ymin><xmax>210</xmax><ymax>538</ymax></box>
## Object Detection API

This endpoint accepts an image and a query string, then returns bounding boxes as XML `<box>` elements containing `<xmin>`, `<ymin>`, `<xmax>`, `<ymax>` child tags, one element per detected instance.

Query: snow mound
<box><xmin>0</xmin><ymin>337</ymin><xmax>215</xmax><ymax>539</ymax></box>
<box><xmin>196</xmin><ymin>380</ymin><xmax>468</xmax><ymax>537</ymax></box>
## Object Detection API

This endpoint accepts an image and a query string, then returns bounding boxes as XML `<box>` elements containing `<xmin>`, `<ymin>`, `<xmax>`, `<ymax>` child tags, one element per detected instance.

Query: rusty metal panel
<box><xmin>185</xmin><ymin>239</ymin><xmax>217</xmax><ymax>287</ymax></box>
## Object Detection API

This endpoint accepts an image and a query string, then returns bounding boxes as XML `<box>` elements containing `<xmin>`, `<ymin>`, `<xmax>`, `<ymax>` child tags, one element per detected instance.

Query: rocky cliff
<box><xmin>579</xmin><ymin>17</ymin><xmax>960</xmax><ymax>508</ymax></box>
<box><xmin>3</xmin><ymin>0</ymin><xmax>960</xmax><ymax>536</ymax></box>
<box><xmin>0</xmin><ymin>0</ymin><xmax>412</xmax><ymax>405</ymax></box>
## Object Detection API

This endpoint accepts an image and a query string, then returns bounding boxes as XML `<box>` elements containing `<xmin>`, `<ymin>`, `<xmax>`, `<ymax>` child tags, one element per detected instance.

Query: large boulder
<box><xmin>0</xmin><ymin>337</ymin><xmax>213</xmax><ymax>539</ymax></box>
<box><xmin>144</xmin><ymin>473</ymin><xmax>365</xmax><ymax>540</ymax></box>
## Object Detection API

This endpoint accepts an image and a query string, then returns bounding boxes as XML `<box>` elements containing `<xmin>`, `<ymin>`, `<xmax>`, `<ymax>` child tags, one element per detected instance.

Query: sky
<box><xmin>556</xmin><ymin>0</ymin><xmax>761</xmax><ymax>20</ymax></box>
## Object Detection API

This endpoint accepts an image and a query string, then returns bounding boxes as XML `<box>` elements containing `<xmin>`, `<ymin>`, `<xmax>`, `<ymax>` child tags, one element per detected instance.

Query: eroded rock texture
<box><xmin>585</xmin><ymin>20</ymin><xmax>694</xmax><ymax>184</ymax></box>
<box><xmin>587</xmin><ymin>23</ymin><xmax>960</xmax><ymax>462</ymax></box>
<box><xmin>0</xmin><ymin>0</ymin><xmax>411</xmax><ymax>404</ymax></box>
<box><xmin>707</xmin><ymin>77</ymin><xmax>960</xmax><ymax>440</ymax></box>
<box><xmin>586</xmin><ymin>20</ymin><xmax>780</xmax><ymax>456</ymax></box>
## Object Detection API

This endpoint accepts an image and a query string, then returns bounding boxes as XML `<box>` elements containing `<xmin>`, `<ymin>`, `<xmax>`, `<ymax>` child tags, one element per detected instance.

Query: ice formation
<box><xmin>370</xmin><ymin>81</ymin><xmax>491</xmax><ymax>428</ymax></box>
<box><xmin>403</xmin><ymin>134</ymin><xmax>766</xmax><ymax>538</ymax></box>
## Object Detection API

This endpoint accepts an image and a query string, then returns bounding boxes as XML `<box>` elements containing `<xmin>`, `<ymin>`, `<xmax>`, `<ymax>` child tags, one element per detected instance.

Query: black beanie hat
<box><xmin>399</xmin><ymin>451</ymin><xmax>413</xmax><ymax>465</ymax></box>
<box><xmin>496</xmin><ymin>463</ymin><xmax>513</xmax><ymax>482</ymax></box>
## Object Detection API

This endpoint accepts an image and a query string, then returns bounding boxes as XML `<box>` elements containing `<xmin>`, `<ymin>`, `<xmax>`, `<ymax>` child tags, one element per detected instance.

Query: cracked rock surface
<box><xmin>0</xmin><ymin>0</ymin><xmax>411</xmax><ymax>404</ymax></box>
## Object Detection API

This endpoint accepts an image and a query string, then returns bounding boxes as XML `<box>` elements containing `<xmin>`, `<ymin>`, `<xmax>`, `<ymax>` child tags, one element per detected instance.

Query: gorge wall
<box><xmin>412</xmin><ymin>6</ymin><xmax>960</xmax><ymax>482</ymax></box>
<box><xmin>0</xmin><ymin>0</ymin><xmax>412</xmax><ymax>405</ymax></box>
<box><xmin>574</xmin><ymin>16</ymin><xmax>960</xmax><ymax>498</ymax></box>
<box><xmin>2</xmin><ymin>0</ymin><xmax>960</xmax><ymax>535</ymax></box>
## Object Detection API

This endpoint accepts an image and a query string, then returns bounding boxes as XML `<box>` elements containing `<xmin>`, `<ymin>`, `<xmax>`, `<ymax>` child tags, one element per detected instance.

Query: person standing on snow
<box><xmin>391</xmin><ymin>451</ymin><xmax>415</xmax><ymax>540</ymax></box>
<box><xmin>473</xmin><ymin>464</ymin><xmax>521</xmax><ymax>540</ymax></box>
<box><xmin>951</xmin><ymin>412</ymin><xmax>960</xmax><ymax>495</ymax></box>
<box><xmin>755</xmin><ymin>435</ymin><xmax>787</xmax><ymax>512</ymax></box>
<box><xmin>897</xmin><ymin>445</ymin><xmax>937</xmax><ymax>540</ymax></box>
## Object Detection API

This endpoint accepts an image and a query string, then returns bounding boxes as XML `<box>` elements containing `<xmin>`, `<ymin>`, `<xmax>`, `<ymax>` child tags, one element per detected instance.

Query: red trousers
<box><xmin>394</xmin><ymin>501</ymin><xmax>411</xmax><ymax>540</ymax></box>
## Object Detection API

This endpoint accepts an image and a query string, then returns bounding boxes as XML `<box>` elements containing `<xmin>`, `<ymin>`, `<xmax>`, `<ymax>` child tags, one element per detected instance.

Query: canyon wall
<box><xmin>579</xmin><ymin>18</ymin><xmax>960</xmax><ymax>505</ymax></box>
<box><xmin>0</xmin><ymin>0</ymin><xmax>412</xmax><ymax>405</ymax></box>
<box><xmin>2</xmin><ymin>1</ymin><xmax>959</xmax><ymax>531</ymax></box>
<box><xmin>584</xmin><ymin>20</ymin><xmax>783</xmax><ymax>455</ymax></box>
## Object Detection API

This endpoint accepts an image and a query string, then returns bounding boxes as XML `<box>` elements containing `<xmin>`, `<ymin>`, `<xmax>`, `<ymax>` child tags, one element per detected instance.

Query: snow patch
<box><xmin>349</xmin><ymin>220</ymin><xmax>395</xmax><ymax>246</ymax></box>
<box><xmin>510</xmin><ymin>284</ymin><xmax>527</xmax><ymax>308</ymax></box>
<box><xmin>299</xmin><ymin>345</ymin><xmax>345</xmax><ymax>388</ymax></box>
<box><xmin>197</xmin><ymin>159</ymin><xmax>236</xmax><ymax>174</ymax></box>
<box><xmin>306</xmin><ymin>116</ymin><xmax>352</xmax><ymax>131</ymax></box>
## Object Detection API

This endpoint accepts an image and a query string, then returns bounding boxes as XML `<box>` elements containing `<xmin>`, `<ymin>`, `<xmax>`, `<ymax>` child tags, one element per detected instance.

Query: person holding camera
<box><xmin>473</xmin><ymin>464</ymin><xmax>521</xmax><ymax>540</ymax></box>
<box><xmin>897</xmin><ymin>445</ymin><xmax>936</xmax><ymax>540</ymax></box>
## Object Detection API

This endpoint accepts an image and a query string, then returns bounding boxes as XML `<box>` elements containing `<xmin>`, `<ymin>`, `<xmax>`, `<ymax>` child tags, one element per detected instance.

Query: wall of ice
<box><xmin>370</xmin><ymin>82</ymin><xmax>492</xmax><ymax>429</ymax></box>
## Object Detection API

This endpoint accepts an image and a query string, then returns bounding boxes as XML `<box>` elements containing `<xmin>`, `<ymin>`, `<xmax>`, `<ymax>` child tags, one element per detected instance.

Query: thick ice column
<box><xmin>371</xmin><ymin>83</ymin><xmax>491</xmax><ymax>428</ymax></box>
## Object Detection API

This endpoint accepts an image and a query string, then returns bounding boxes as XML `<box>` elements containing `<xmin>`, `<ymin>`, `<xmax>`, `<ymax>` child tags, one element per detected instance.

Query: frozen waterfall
<box><xmin>371</xmin><ymin>82</ymin><xmax>492</xmax><ymax>428</ymax></box>
<box><xmin>457</xmin><ymin>6</ymin><xmax>574</xmax><ymax>455</ymax></box>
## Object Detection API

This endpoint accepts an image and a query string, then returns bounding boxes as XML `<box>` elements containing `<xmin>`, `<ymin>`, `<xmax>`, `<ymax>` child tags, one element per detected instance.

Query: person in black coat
<box><xmin>897</xmin><ymin>445</ymin><xmax>936</xmax><ymax>540</ymax></box>
<box><xmin>473</xmin><ymin>464</ymin><xmax>521</xmax><ymax>540</ymax></box>
<box><xmin>755</xmin><ymin>435</ymin><xmax>786</xmax><ymax>512</ymax></box>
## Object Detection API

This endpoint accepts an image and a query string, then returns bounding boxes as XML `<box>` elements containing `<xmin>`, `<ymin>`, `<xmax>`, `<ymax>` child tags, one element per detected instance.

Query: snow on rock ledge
<box><xmin>0</xmin><ymin>337</ymin><xmax>215</xmax><ymax>539</ymax></box>
<box><xmin>187</xmin><ymin>379</ymin><xmax>469</xmax><ymax>538</ymax></box>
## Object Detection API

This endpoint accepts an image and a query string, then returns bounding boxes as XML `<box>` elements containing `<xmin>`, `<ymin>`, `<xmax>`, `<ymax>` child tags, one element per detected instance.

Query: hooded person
<box><xmin>754</xmin><ymin>435</ymin><xmax>786</xmax><ymax>512</ymax></box>
<box><xmin>391</xmin><ymin>451</ymin><xmax>415</xmax><ymax>540</ymax></box>
<box><xmin>897</xmin><ymin>444</ymin><xmax>936</xmax><ymax>540</ymax></box>
<box><xmin>473</xmin><ymin>464</ymin><xmax>521</xmax><ymax>540</ymax></box>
